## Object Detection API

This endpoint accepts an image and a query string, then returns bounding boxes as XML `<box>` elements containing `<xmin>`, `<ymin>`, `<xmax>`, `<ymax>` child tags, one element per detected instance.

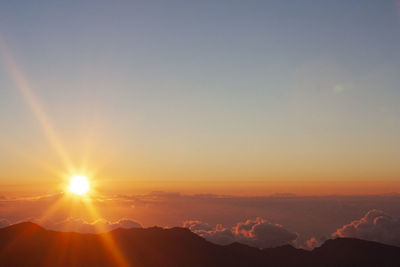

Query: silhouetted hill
<box><xmin>0</xmin><ymin>222</ymin><xmax>399</xmax><ymax>267</ymax></box>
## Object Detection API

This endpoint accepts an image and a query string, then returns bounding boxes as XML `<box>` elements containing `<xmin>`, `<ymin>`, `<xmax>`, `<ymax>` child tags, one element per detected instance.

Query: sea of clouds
<box><xmin>1</xmin><ymin>192</ymin><xmax>400</xmax><ymax>249</ymax></box>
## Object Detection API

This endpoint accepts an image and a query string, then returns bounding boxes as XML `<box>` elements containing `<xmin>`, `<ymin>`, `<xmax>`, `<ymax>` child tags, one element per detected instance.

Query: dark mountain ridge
<box><xmin>0</xmin><ymin>222</ymin><xmax>399</xmax><ymax>267</ymax></box>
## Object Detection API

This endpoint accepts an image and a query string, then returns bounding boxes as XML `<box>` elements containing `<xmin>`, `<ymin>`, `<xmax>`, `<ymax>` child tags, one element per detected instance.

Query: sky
<box><xmin>1</xmin><ymin>0</ymin><xmax>400</xmax><ymax>196</ymax></box>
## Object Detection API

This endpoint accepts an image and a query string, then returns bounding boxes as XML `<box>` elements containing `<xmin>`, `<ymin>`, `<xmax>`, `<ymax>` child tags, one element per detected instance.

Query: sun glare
<box><xmin>68</xmin><ymin>175</ymin><xmax>90</xmax><ymax>195</ymax></box>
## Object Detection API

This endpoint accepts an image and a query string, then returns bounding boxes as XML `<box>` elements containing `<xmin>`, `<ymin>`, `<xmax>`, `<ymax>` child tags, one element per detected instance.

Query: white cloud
<box><xmin>333</xmin><ymin>209</ymin><xmax>400</xmax><ymax>246</ymax></box>
<box><xmin>184</xmin><ymin>217</ymin><xmax>297</xmax><ymax>248</ymax></box>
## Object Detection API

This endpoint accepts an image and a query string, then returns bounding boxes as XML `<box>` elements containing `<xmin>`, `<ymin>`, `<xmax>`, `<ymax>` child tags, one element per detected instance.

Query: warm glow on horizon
<box><xmin>68</xmin><ymin>175</ymin><xmax>90</xmax><ymax>195</ymax></box>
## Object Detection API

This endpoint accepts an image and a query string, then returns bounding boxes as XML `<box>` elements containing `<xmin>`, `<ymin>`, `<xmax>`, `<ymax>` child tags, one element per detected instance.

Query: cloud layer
<box><xmin>44</xmin><ymin>218</ymin><xmax>142</xmax><ymax>233</ymax></box>
<box><xmin>3</xmin><ymin>208</ymin><xmax>400</xmax><ymax>250</ymax></box>
<box><xmin>2</xmin><ymin>191</ymin><xmax>400</xmax><ymax>248</ymax></box>
<box><xmin>184</xmin><ymin>217</ymin><xmax>298</xmax><ymax>248</ymax></box>
<box><xmin>333</xmin><ymin>209</ymin><xmax>400</xmax><ymax>246</ymax></box>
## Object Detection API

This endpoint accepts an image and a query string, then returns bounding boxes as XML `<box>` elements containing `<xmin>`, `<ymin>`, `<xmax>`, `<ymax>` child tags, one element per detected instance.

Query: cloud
<box><xmin>183</xmin><ymin>220</ymin><xmax>213</xmax><ymax>231</ymax></box>
<box><xmin>333</xmin><ymin>209</ymin><xmax>400</xmax><ymax>246</ymax></box>
<box><xmin>184</xmin><ymin>217</ymin><xmax>297</xmax><ymax>248</ymax></box>
<box><xmin>47</xmin><ymin>218</ymin><xmax>142</xmax><ymax>233</ymax></box>
<box><xmin>2</xmin><ymin>191</ymin><xmax>400</xmax><ymax>246</ymax></box>
<box><xmin>184</xmin><ymin>221</ymin><xmax>236</xmax><ymax>245</ymax></box>
<box><xmin>299</xmin><ymin>236</ymin><xmax>326</xmax><ymax>250</ymax></box>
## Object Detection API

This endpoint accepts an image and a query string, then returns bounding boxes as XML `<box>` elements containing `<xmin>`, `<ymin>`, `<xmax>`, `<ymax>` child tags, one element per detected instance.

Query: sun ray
<box><xmin>0</xmin><ymin>33</ymin><xmax>129</xmax><ymax>267</ymax></box>
<box><xmin>0</xmin><ymin>37</ymin><xmax>73</xmax><ymax>172</ymax></box>
<box><xmin>82</xmin><ymin>200</ymin><xmax>129</xmax><ymax>267</ymax></box>
<box><xmin>35</xmin><ymin>194</ymin><xmax>66</xmax><ymax>226</ymax></box>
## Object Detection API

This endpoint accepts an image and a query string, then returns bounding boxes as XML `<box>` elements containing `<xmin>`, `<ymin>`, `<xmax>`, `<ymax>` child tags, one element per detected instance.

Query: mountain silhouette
<box><xmin>0</xmin><ymin>222</ymin><xmax>399</xmax><ymax>267</ymax></box>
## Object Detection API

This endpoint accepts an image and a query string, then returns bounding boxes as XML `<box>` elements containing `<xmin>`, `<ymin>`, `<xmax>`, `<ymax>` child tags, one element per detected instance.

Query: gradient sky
<box><xmin>1</xmin><ymin>0</ymin><xmax>400</xmax><ymax>195</ymax></box>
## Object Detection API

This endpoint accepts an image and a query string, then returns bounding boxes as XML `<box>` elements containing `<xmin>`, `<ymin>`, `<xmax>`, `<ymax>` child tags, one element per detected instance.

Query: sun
<box><xmin>68</xmin><ymin>175</ymin><xmax>90</xmax><ymax>195</ymax></box>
